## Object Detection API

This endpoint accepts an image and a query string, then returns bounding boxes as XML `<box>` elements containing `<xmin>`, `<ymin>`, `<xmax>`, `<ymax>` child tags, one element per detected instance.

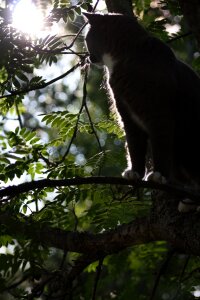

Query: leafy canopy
<box><xmin>0</xmin><ymin>0</ymin><xmax>200</xmax><ymax>299</ymax></box>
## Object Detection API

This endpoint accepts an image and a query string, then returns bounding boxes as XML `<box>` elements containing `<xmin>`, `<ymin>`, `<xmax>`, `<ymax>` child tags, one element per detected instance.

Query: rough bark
<box><xmin>1</xmin><ymin>192</ymin><xmax>200</xmax><ymax>256</ymax></box>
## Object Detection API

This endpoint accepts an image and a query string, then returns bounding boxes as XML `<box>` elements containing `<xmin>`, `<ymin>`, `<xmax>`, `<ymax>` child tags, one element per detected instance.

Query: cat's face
<box><xmin>84</xmin><ymin>13</ymin><xmax>105</xmax><ymax>65</ymax></box>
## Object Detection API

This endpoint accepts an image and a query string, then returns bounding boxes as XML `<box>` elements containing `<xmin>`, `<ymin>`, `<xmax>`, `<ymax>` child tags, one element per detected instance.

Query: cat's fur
<box><xmin>84</xmin><ymin>12</ymin><xmax>200</xmax><ymax>186</ymax></box>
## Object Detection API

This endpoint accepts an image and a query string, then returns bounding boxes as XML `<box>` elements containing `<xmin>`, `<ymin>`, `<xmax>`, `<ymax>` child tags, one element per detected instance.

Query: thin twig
<box><xmin>14</xmin><ymin>99</ymin><xmax>23</xmax><ymax>128</ymax></box>
<box><xmin>0</xmin><ymin>62</ymin><xmax>82</xmax><ymax>99</ymax></box>
<box><xmin>93</xmin><ymin>0</ymin><xmax>101</xmax><ymax>12</ymax></box>
<box><xmin>82</xmin><ymin>66</ymin><xmax>103</xmax><ymax>151</ymax></box>
<box><xmin>92</xmin><ymin>257</ymin><xmax>104</xmax><ymax>300</ymax></box>
<box><xmin>62</xmin><ymin>0</ymin><xmax>100</xmax><ymax>51</ymax></box>
<box><xmin>72</xmin><ymin>201</ymin><xmax>79</xmax><ymax>231</ymax></box>
<box><xmin>59</xmin><ymin>251</ymin><xmax>68</xmax><ymax>270</ymax></box>
<box><xmin>60</xmin><ymin>87</ymin><xmax>85</xmax><ymax>162</ymax></box>
<box><xmin>167</xmin><ymin>31</ymin><xmax>192</xmax><ymax>44</ymax></box>
<box><xmin>172</xmin><ymin>255</ymin><xmax>190</xmax><ymax>300</ymax></box>
<box><xmin>66</xmin><ymin>22</ymin><xmax>87</xmax><ymax>50</ymax></box>
<box><xmin>60</xmin><ymin>65</ymin><xmax>103</xmax><ymax>162</ymax></box>
<box><xmin>85</xmin><ymin>101</ymin><xmax>103</xmax><ymax>150</ymax></box>
<box><xmin>149</xmin><ymin>249</ymin><xmax>175</xmax><ymax>300</ymax></box>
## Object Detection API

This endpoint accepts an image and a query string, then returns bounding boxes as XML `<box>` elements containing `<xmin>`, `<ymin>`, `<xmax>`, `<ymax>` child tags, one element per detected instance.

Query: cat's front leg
<box><xmin>122</xmin><ymin>120</ymin><xmax>148</xmax><ymax>180</ymax></box>
<box><xmin>149</xmin><ymin>120</ymin><xmax>174</xmax><ymax>183</ymax></box>
<box><xmin>122</xmin><ymin>147</ymin><xmax>141</xmax><ymax>180</ymax></box>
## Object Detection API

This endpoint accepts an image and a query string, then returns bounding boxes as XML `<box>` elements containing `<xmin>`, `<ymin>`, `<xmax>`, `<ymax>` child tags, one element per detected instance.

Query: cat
<box><xmin>84</xmin><ymin>12</ymin><xmax>200</xmax><ymax>192</ymax></box>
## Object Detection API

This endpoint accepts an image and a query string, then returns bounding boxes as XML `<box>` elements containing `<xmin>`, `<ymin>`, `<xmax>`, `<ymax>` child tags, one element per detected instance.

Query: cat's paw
<box><xmin>146</xmin><ymin>171</ymin><xmax>167</xmax><ymax>184</ymax></box>
<box><xmin>122</xmin><ymin>168</ymin><xmax>140</xmax><ymax>180</ymax></box>
<box><xmin>178</xmin><ymin>198</ymin><xmax>198</xmax><ymax>213</ymax></box>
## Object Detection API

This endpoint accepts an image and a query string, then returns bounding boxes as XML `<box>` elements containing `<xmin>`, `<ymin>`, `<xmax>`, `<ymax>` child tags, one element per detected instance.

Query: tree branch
<box><xmin>1</xmin><ymin>194</ymin><xmax>200</xmax><ymax>257</ymax></box>
<box><xmin>0</xmin><ymin>211</ymin><xmax>156</xmax><ymax>254</ymax></box>
<box><xmin>0</xmin><ymin>176</ymin><xmax>200</xmax><ymax>202</ymax></box>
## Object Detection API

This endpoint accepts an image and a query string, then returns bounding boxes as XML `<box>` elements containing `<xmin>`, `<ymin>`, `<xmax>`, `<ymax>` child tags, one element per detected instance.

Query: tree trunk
<box><xmin>178</xmin><ymin>0</ymin><xmax>200</xmax><ymax>48</ymax></box>
<box><xmin>105</xmin><ymin>0</ymin><xmax>133</xmax><ymax>15</ymax></box>
<box><xmin>105</xmin><ymin>0</ymin><xmax>200</xmax><ymax>48</ymax></box>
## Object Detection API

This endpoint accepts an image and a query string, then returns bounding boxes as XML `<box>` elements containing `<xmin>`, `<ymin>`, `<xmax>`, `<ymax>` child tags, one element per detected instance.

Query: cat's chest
<box><xmin>103</xmin><ymin>54</ymin><xmax>148</xmax><ymax>132</ymax></box>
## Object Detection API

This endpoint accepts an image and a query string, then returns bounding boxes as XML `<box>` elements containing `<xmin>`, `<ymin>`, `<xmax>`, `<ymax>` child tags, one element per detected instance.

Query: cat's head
<box><xmin>84</xmin><ymin>13</ymin><xmax>107</xmax><ymax>65</ymax></box>
<box><xmin>83</xmin><ymin>13</ymin><xmax>144</xmax><ymax>66</ymax></box>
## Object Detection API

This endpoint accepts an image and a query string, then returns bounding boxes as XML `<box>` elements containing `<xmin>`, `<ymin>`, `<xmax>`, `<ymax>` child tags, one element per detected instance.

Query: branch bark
<box><xmin>1</xmin><ymin>193</ymin><xmax>200</xmax><ymax>256</ymax></box>
<box><xmin>2</xmin><ymin>188</ymin><xmax>200</xmax><ymax>291</ymax></box>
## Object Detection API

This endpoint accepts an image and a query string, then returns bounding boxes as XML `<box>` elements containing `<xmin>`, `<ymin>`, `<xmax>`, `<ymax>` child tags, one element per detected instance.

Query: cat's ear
<box><xmin>83</xmin><ymin>12</ymin><xmax>103</xmax><ymax>24</ymax></box>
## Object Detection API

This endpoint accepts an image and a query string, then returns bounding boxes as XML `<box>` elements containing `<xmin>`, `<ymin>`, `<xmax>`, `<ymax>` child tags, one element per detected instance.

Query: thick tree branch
<box><xmin>0</xmin><ymin>211</ymin><xmax>157</xmax><ymax>254</ymax></box>
<box><xmin>0</xmin><ymin>210</ymin><xmax>149</xmax><ymax>255</ymax></box>
<box><xmin>1</xmin><ymin>194</ymin><xmax>200</xmax><ymax>257</ymax></box>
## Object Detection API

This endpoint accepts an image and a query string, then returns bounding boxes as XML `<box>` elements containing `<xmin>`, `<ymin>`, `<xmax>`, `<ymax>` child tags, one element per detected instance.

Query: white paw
<box><xmin>122</xmin><ymin>169</ymin><xmax>140</xmax><ymax>180</ymax></box>
<box><xmin>178</xmin><ymin>198</ymin><xmax>198</xmax><ymax>213</ymax></box>
<box><xmin>146</xmin><ymin>172</ymin><xmax>167</xmax><ymax>184</ymax></box>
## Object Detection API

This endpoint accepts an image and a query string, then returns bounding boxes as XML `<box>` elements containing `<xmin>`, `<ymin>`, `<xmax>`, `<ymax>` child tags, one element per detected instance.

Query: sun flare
<box><xmin>12</xmin><ymin>0</ymin><xmax>44</xmax><ymax>35</ymax></box>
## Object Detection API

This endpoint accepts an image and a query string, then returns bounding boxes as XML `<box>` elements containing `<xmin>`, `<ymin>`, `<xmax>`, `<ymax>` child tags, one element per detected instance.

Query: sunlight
<box><xmin>12</xmin><ymin>0</ymin><xmax>44</xmax><ymax>35</ymax></box>
<box><xmin>93</xmin><ymin>0</ymin><xmax>106</xmax><ymax>11</ymax></box>
<box><xmin>193</xmin><ymin>288</ymin><xmax>200</xmax><ymax>298</ymax></box>
<box><xmin>165</xmin><ymin>23</ymin><xmax>181</xmax><ymax>36</ymax></box>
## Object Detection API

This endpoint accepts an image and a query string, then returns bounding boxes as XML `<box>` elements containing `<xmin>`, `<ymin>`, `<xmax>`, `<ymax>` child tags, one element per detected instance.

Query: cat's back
<box><xmin>109</xmin><ymin>33</ymin><xmax>178</xmax><ymax>102</ymax></box>
<box><xmin>101</xmin><ymin>14</ymin><xmax>175</xmax><ymax>62</ymax></box>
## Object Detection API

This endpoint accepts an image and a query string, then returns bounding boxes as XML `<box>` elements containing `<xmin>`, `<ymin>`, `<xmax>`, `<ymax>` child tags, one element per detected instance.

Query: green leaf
<box><xmin>0</xmin><ymin>157</ymin><xmax>10</xmax><ymax>164</ymax></box>
<box><xmin>22</xmin><ymin>204</ymin><xmax>27</xmax><ymax>214</ymax></box>
<box><xmin>68</xmin><ymin>10</ymin><xmax>75</xmax><ymax>21</ymax></box>
<box><xmin>0</xmin><ymin>235</ymin><xmax>13</xmax><ymax>246</ymax></box>
<box><xmin>12</xmin><ymin>77</ymin><xmax>21</xmax><ymax>89</ymax></box>
<box><xmin>16</xmin><ymin>71</ymin><xmax>29</xmax><ymax>82</ymax></box>
<box><xmin>75</xmin><ymin>6</ymin><xmax>81</xmax><ymax>15</ymax></box>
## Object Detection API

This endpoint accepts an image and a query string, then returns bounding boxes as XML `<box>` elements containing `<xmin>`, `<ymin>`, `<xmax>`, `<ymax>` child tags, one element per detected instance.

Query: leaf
<box><xmin>48</xmin><ymin>37</ymin><xmax>62</xmax><ymax>48</ymax></box>
<box><xmin>29</xmin><ymin>76</ymin><xmax>44</xmax><ymax>86</ymax></box>
<box><xmin>81</xmin><ymin>3</ymin><xmax>89</xmax><ymax>11</ymax></box>
<box><xmin>75</xmin><ymin>6</ymin><xmax>81</xmax><ymax>15</ymax></box>
<box><xmin>20</xmin><ymin>64</ymin><xmax>33</xmax><ymax>73</ymax></box>
<box><xmin>12</xmin><ymin>77</ymin><xmax>21</xmax><ymax>89</ymax></box>
<box><xmin>22</xmin><ymin>204</ymin><xmax>27</xmax><ymax>214</ymax></box>
<box><xmin>28</xmin><ymin>162</ymin><xmax>44</xmax><ymax>179</ymax></box>
<box><xmin>68</xmin><ymin>10</ymin><xmax>75</xmax><ymax>21</ymax></box>
<box><xmin>0</xmin><ymin>235</ymin><xmax>13</xmax><ymax>247</ymax></box>
<box><xmin>16</xmin><ymin>71</ymin><xmax>29</xmax><ymax>82</ymax></box>
<box><xmin>30</xmin><ymin>137</ymin><xmax>41</xmax><ymax>145</ymax></box>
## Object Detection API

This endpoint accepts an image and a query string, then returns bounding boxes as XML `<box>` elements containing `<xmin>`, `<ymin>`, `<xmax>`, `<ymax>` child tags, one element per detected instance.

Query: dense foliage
<box><xmin>0</xmin><ymin>0</ymin><xmax>200</xmax><ymax>299</ymax></box>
